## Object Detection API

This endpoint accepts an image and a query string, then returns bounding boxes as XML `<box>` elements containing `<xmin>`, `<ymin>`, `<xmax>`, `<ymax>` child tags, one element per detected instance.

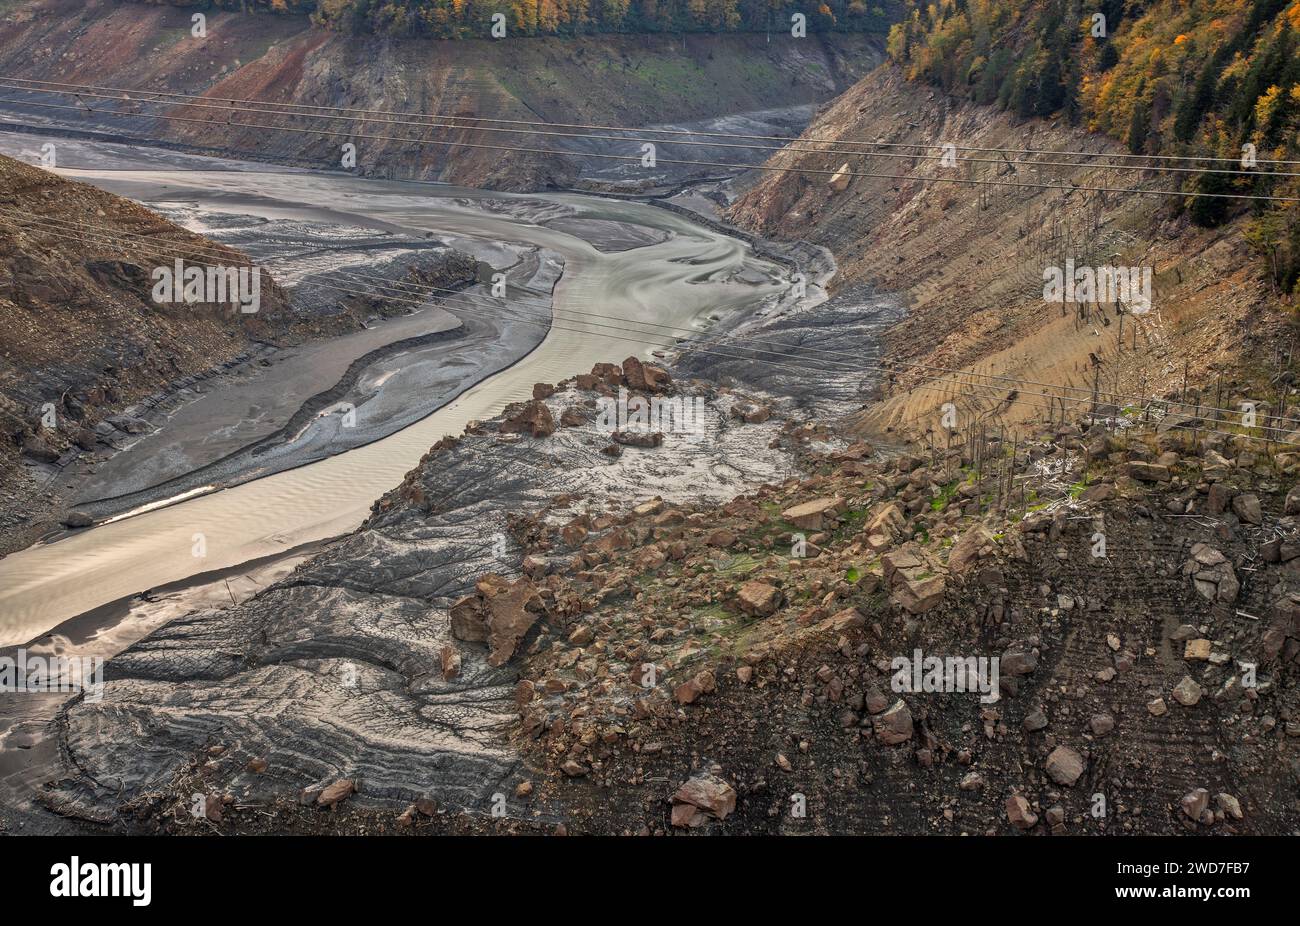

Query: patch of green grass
<box><xmin>930</xmin><ymin>480</ymin><xmax>961</xmax><ymax>512</ymax></box>
<box><xmin>715</xmin><ymin>552</ymin><xmax>760</xmax><ymax>577</ymax></box>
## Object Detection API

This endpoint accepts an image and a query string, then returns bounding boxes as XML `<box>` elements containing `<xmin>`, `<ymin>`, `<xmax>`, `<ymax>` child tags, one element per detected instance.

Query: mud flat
<box><xmin>0</xmin><ymin>157</ymin><xmax>792</xmax><ymax>644</ymax></box>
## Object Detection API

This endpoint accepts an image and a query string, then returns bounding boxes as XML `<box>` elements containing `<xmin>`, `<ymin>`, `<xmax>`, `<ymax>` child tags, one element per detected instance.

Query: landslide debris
<box><xmin>58</xmin><ymin>353</ymin><xmax>1300</xmax><ymax>836</ymax></box>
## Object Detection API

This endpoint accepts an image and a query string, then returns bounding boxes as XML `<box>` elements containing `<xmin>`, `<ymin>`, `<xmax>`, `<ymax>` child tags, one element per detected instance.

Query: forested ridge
<box><xmin>886</xmin><ymin>0</ymin><xmax>1300</xmax><ymax>290</ymax></box>
<box><xmin>128</xmin><ymin>0</ymin><xmax>895</xmax><ymax>36</ymax></box>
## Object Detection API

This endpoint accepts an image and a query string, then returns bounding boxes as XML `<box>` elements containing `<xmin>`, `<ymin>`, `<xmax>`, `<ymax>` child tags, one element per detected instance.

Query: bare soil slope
<box><xmin>729</xmin><ymin>67</ymin><xmax>1293</xmax><ymax>439</ymax></box>
<box><xmin>0</xmin><ymin>0</ymin><xmax>882</xmax><ymax>188</ymax></box>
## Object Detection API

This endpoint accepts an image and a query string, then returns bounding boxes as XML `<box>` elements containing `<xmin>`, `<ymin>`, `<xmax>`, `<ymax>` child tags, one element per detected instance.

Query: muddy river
<box><xmin>0</xmin><ymin>142</ymin><xmax>789</xmax><ymax>643</ymax></box>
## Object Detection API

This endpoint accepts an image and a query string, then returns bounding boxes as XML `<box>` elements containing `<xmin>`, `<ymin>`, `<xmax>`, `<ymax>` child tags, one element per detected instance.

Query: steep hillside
<box><xmin>729</xmin><ymin>65</ymin><xmax>1295</xmax><ymax>441</ymax></box>
<box><xmin>0</xmin><ymin>0</ymin><xmax>884</xmax><ymax>189</ymax></box>
<box><xmin>0</xmin><ymin>154</ymin><xmax>297</xmax><ymax>545</ymax></box>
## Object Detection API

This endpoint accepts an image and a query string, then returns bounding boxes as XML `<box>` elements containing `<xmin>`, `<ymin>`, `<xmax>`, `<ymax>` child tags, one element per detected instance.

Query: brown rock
<box><xmin>736</xmin><ymin>580</ymin><xmax>782</xmax><ymax>617</ymax></box>
<box><xmin>782</xmin><ymin>496</ymin><xmax>846</xmax><ymax>531</ymax></box>
<box><xmin>674</xmin><ymin>678</ymin><xmax>703</xmax><ymax>704</ymax></box>
<box><xmin>559</xmin><ymin>406</ymin><xmax>585</xmax><ymax>428</ymax></box>
<box><xmin>611</xmin><ymin>430</ymin><xmax>663</xmax><ymax>448</ymax></box>
<box><xmin>1216</xmin><ymin>792</ymin><xmax>1243</xmax><ymax>820</ymax></box>
<box><xmin>499</xmin><ymin>400</ymin><xmax>556</xmax><ymax>438</ymax></box>
<box><xmin>440</xmin><ymin>645</ymin><xmax>461</xmax><ymax>680</ymax></box>
<box><xmin>1006</xmin><ymin>794</ymin><xmax>1038</xmax><ymax>830</ymax></box>
<box><xmin>1172</xmin><ymin>675</ymin><xmax>1203</xmax><ymax>706</ymax></box>
<box><xmin>317</xmin><ymin>778</ymin><xmax>356</xmax><ymax>808</ymax></box>
<box><xmin>875</xmin><ymin>699</ymin><xmax>913</xmax><ymax>745</ymax></box>
<box><xmin>1232</xmin><ymin>492</ymin><xmax>1262</xmax><ymax>525</ymax></box>
<box><xmin>1128</xmin><ymin>462</ymin><xmax>1171</xmax><ymax>482</ymax></box>
<box><xmin>448</xmin><ymin>575</ymin><xmax>545</xmax><ymax>666</ymax></box>
<box><xmin>1205</xmin><ymin>482</ymin><xmax>1235</xmax><ymax>514</ymax></box>
<box><xmin>670</xmin><ymin>773</ymin><xmax>736</xmax><ymax>827</ymax></box>
<box><xmin>1044</xmin><ymin>745</ymin><xmax>1085</xmax><ymax>787</ymax></box>
<box><xmin>948</xmin><ymin>523</ymin><xmax>996</xmax><ymax>576</ymax></box>
<box><xmin>622</xmin><ymin>355</ymin><xmax>671</xmax><ymax>393</ymax></box>
<box><xmin>706</xmin><ymin>529</ymin><xmax>738</xmax><ymax>548</ymax></box>
<box><xmin>892</xmin><ymin>572</ymin><xmax>946</xmax><ymax>614</ymax></box>
<box><xmin>1080</xmin><ymin>483</ymin><xmax>1115</xmax><ymax>502</ymax></box>
<box><xmin>1181</xmin><ymin>788</ymin><xmax>1210</xmax><ymax>821</ymax></box>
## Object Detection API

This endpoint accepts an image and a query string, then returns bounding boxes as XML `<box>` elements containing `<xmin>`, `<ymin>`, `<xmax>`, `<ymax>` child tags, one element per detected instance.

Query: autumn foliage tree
<box><xmin>129</xmin><ymin>0</ymin><xmax>894</xmax><ymax>35</ymax></box>
<box><xmin>888</xmin><ymin>0</ymin><xmax>1300</xmax><ymax>291</ymax></box>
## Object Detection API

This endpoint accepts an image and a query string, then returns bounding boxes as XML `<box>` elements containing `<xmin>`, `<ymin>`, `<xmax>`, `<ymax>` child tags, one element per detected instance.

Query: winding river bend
<box><xmin>0</xmin><ymin>159</ymin><xmax>788</xmax><ymax>643</ymax></box>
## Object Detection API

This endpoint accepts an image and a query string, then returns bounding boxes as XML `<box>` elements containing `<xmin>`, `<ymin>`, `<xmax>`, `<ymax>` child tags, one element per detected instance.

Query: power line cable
<box><xmin>5</xmin><ymin>74</ymin><xmax>1299</xmax><ymax>167</ymax></box>
<box><xmin>4</xmin><ymin>93</ymin><xmax>1299</xmax><ymax>204</ymax></box>
<box><xmin>5</xmin><ymin>80</ymin><xmax>1296</xmax><ymax>180</ymax></box>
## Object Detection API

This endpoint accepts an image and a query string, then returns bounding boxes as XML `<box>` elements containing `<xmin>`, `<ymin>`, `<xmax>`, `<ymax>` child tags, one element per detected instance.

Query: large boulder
<box><xmin>881</xmin><ymin>545</ymin><xmax>946</xmax><ymax>614</ymax></box>
<box><xmin>499</xmin><ymin>400</ymin><xmax>555</xmax><ymax>438</ymax></box>
<box><xmin>948</xmin><ymin>523</ymin><xmax>996</xmax><ymax>576</ymax></box>
<box><xmin>448</xmin><ymin>575</ymin><xmax>546</xmax><ymax>666</ymax></box>
<box><xmin>736</xmin><ymin>580</ymin><xmax>782</xmax><ymax>617</ymax></box>
<box><xmin>892</xmin><ymin>573</ymin><xmax>947</xmax><ymax>614</ymax></box>
<box><xmin>782</xmin><ymin>496</ymin><xmax>846</xmax><ymax>531</ymax></box>
<box><xmin>621</xmin><ymin>355</ymin><xmax>671</xmax><ymax>393</ymax></box>
<box><xmin>1231</xmin><ymin>493</ymin><xmax>1262</xmax><ymax>525</ymax></box>
<box><xmin>670</xmin><ymin>773</ymin><xmax>737</xmax><ymax>828</ymax></box>
<box><xmin>1127</xmin><ymin>462</ymin><xmax>1171</xmax><ymax>482</ymax></box>
<box><xmin>1044</xmin><ymin>745</ymin><xmax>1085</xmax><ymax>787</ymax></box>
<box><xmin>865</xmin><ymin>502</ymin><xmax>906</xmax><ymax>537</ymax></box>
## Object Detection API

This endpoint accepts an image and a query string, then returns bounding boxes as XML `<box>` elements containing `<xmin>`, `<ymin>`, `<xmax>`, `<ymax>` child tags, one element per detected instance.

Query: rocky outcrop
<box><xmin>499</xmin><ymin>401</ymin><xmax>556</xmax><ymax>439</ymax></box>
<box><xmin>449</xmin><ymin>575</ymin><xmax>547</xmax><ymax>667</ymax></box>
<box><xmin>882</xmin><ymin>546</ymin><xmax>946</xmax><ymax>615</ymax></box>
